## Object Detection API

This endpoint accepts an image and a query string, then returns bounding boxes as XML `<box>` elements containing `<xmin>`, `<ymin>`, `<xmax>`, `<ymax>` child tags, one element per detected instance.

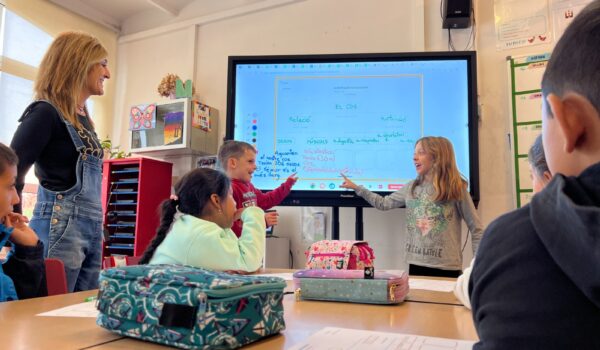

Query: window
<box><xmin>0</xmin><ymin>72</ymin><xmax>33</xmax><ymax>144</ymax></box>
<box><xmin>0</xmin><ymin>5</ymin><xmax>53</xmax><ymax>216</ymax></box>
<box><xmin>0</xmin><ymin>7</ymin><xmax>53</xmax><ymax>144</ymax></box>
<box><xmin>2</xmin><ymin>9</ymin><xmax>52</xmax><ymax>67</ymax></box>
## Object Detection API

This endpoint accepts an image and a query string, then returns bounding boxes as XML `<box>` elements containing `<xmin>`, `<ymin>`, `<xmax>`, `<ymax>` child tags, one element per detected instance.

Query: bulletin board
<box><xmin>508</xmin><ymin>53</ymin><xmax>550</xmax><ymax>208</ymax></box>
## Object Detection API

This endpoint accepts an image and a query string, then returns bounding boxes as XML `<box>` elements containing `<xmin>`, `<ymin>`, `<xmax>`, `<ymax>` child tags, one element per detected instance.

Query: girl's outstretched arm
<box><xmin>456</xmin><ymin>187</ymin><xmax>484</xmax><ymax>253</ymax></box>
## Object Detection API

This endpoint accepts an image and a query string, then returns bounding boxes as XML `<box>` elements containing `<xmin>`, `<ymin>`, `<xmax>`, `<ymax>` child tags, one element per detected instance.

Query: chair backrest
<box><xmin>102</xmin><ymin>255</ymin><xmax>141</xmax><ymax>269</ymax></box>
<box><xmin>45</xmin><ymin>258</ymin><xmax>68</xmax><ymax>296</ymax></box>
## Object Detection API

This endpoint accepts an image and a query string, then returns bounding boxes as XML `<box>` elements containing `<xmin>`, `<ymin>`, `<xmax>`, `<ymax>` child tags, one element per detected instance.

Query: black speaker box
<box><xmin>442</xmin><ymin>0</ymin><xmax>472</xmax><ymax>29</ymax></box>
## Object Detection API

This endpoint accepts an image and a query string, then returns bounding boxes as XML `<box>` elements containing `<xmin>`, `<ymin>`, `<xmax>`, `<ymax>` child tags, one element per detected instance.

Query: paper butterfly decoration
<box><xmin>129</xmin><ymin>104</ymin><xmax>156</xmax><ymax>131</ymax></box>
<box><xmin>175</xmin><ymin>78</ymin><xmax>193</xmax><ymax>98</ymax></box>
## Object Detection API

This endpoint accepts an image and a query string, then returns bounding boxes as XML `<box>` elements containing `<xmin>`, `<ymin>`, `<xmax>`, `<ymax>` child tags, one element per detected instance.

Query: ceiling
<box><xmin>48</xmin><ymin>0</ymin><xmax>263</xmax><ymax>33</ymax></box>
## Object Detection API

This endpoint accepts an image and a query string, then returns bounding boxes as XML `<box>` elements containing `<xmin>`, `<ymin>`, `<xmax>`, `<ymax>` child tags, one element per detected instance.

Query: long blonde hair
<box><xmin>411</xmin><ymin>136</ymin><xmax>467</xmax><ymax>202</ymax></box>
<box><xmin>34</xmin><ymin>31</ymin><xmax>107</xmax><ymax>129</ymax></box>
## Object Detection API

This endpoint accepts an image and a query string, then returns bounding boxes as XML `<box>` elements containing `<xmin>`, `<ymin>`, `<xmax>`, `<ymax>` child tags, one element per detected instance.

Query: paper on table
<box><xmin>254</xmin><ymin>272</ymin><xmax>294</xmax><ymax>281</ymax></box>
<box><xmin>379</xmin><ymin>269</ymin><xmax>406</xmax><ymax>275</ymax></box>
<box><xmin>409</xmin><ymin>278</ymin><xmax>456</xmax><ymax>292</ymax></box>
<box><xmin>368</xmin><ymin>269</ymin><xmax>455</xmax><ymax>292</ymax></box>
<box><xmin>289</xmin><ymin>327</ymin><xmax>475</xmax><ymax>350</ymax></box>
<box><xmin>37</xmin><ymin>301</ymin><xmax>99</xmax><ymax>318</ymax></box>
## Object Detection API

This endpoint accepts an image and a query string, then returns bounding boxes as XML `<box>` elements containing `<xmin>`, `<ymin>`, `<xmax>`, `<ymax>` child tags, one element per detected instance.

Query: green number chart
<box><xmin>508</xmin><ymin>53</ymin><xmax>550</xmax><ymax>208</ymax></box>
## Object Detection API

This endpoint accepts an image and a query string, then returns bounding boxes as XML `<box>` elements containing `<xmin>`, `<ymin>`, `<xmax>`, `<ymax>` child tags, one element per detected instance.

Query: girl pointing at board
<box><xmin>340</xmin><ymin>136</ymin><xmax>483</xmax><ymax>277</ymax></box>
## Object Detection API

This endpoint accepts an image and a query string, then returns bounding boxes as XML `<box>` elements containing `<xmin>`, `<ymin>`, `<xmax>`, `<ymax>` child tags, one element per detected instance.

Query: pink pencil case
<box><xmin>293</xmin><ymin>269</ymin><xmax>409</xmax><ymax>304</ymax></box>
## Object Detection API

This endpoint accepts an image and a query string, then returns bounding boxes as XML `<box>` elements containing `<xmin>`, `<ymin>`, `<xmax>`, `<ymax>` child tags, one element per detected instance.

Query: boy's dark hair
<box><xmin>528</xmin><ymin>134</ymin><xmax>550</xmax><ymax>178</ymax></box>
<box><xmin>541</xmin><ymin>1</ymin><xmax>600</xmax><ymax>116</ymax></box>
<box><xmin>0</xmin><ymin>143</ymin><xmax>18</xmax><ymax>174</ymax></box>
<box><xmin>139</xmin><ymin>168</ymin><xmax>231</xmax><ymax>264</ymax></box>
<box><xmin>217</xmin><ymin>140</ymin><xmax>255</xmax><ymax>170</ymax></box>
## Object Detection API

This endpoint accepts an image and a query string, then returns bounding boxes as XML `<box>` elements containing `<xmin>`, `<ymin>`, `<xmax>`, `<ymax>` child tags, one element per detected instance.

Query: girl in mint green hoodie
<box><xmin>139</xmin><ymin>168</ymin><xmax>266</xmax><ymax>272</ymax></box>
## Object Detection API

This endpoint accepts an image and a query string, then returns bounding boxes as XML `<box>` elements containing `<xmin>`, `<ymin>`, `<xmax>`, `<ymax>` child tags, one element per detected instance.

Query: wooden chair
<box><xmin>102</xmin><ymin>255</ymin><xmax>141</xmax><ymax>269</ymax></box>
<box><xmin>45</xmin><ymin>258</ymin><xmax>68</xmax><ymax>296</ymax></box>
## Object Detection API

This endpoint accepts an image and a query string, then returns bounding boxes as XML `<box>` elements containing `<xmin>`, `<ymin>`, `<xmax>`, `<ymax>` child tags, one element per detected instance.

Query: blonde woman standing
<box><xmin>11</xmin><ymin>32</ymin><xmax>110</xmax><ymax>292</ymax></box>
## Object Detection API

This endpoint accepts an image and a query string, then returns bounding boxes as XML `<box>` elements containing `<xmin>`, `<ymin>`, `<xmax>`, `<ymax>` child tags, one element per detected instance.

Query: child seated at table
<box><xmin>454</xmin><ymin>134</ymin><xmax>551</xmax><ymax>308</ymax></box>
<box><xmin>470</xmin><ymin>2</ymin><xmax>600</xmax><ymax>347</ymax></box>
<box><xmin>218</xmin><ymin>140</ymin><xmax>297</xmax><ymax>237</ymax></box>
<box><xmin>0</xmin><ymin>143</ymin><xmax>46</xmax><ymax>302</ymax></box>
<box><xmin>139</xmin><ymin>168</ymin><xmax>265</xmax><ymax>272</ymax></box>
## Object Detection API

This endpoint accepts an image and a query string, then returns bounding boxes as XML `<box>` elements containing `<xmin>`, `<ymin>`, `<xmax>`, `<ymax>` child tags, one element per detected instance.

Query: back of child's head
<box><xmin>412</xmin><ymin>136</ymin><xmax>466</xmax><ymax>202</ymax></box>
<box><xmin>139</xmin><ymin>168</ymin><xmax>230</xmax><ymax>264</ymax></box>
<box><xmin>217</xmin><ymin>140</ymin><xmax>256</xmax><ymax>171</ymax></box>
<box><xmin>0</xmin><ymin>143</ymin><xmax>18</xmax><ymax>175</ymax></box>
<box><xmin>528</xmin><ymin>134</ymin><xmax>550</xmax><ymax>179</ymax></box>
<box><xmin>542</xmin><ymin>1</ymin><xmax>600</xmax><ymax>115</ymax></box>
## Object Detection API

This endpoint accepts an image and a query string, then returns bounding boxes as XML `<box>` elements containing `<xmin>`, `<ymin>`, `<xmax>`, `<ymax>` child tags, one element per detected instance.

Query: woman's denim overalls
<box><xmin>25</xmin><ymin>101</ymin><xmax>103</xmax><ymax>292</ymax></box>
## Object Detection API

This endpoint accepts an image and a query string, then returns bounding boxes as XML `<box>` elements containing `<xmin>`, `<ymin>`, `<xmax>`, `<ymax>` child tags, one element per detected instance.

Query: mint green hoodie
<box><xmin>149</xmin><ymin>206</ymin><xmax>266</xmax><ymax>272</ymax></box>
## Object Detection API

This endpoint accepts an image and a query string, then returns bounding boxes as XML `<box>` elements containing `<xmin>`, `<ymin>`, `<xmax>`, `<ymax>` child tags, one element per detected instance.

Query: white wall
<box><xmin>121</xmin><ymin>0</ymin><xmax>267</xmax><ymax>35</ymax></box>
<box><xmin>421</xmin><ymin>0</ymin><xmax>553</xmax><ymax>270</ymax></box>
<box><xmin>194</xmin><ymin>0</ymin><xmax>425</xmax><ymax>136</ymax></box>
<box><xmin>463</xmin><ymin>0</ymin><xmax>553</xmax><ymax>228</ymax></box>
<box><xmin>115</xmin><ymin>0</ymin><xmax>424</xmax><ymax>269</ymax></box>
<box><xmin>113</xmin><ymin>26</ymin><xmax>196</xmax><ymax>155</ymax></box>
<box><xmin>194</xmin><ymin>0</ymin><xmax>424</xmax><ymax>269</ymax></box>
<box><xmin>114</xmin><ymin>0</ymin><xmax>555</xmax><ymax>270</ymax></box>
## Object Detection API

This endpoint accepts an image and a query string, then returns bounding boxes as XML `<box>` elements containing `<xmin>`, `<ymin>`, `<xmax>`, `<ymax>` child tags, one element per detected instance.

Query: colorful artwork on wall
<box><xmin>163</xmin><ymin>111</ymin><xmax>184</xmax><ymax>145</ymax></box>
<box><xmin>192</xmin><ymin>100</ymin><xmax>212</xmax><ymax>131</ymax></box>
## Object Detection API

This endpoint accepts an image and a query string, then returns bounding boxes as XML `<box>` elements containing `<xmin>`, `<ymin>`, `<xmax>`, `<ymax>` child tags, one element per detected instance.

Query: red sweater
<box><xmin>231</xmin><ymin>178</ymin><xmax>294</xmax><ymax>237</ymax></box>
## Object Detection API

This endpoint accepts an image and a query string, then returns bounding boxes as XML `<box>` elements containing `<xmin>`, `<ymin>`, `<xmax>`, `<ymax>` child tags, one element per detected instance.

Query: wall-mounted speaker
<box><xmin>442</xmin><ymin>0</ymin><xmax>472</xmax><ymax>29</ymax></box>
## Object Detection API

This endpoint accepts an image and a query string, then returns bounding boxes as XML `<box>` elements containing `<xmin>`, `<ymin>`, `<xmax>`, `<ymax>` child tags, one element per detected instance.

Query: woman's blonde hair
<box><xmin>34</xmin><ymin>31</ymin><xmax>108</xmax><ymax>129</ymax></box>
<box><xmin>411</xmin><ymin>136</ymin><xmax>467</xmax><ymax>202</ymax></box>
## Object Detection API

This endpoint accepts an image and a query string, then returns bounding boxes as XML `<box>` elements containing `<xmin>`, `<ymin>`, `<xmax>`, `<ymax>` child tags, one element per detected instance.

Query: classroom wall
<box><xmin>194</xmin><ymin>0</ymin><xmax>425</xmax><ymax>269</ymax></box>
<box><xmin>113</xmin><ymin>0</ymin><xmax>555</xmax><ymax>270</ymax></box>
<box><xmin>5</xmin><ymin>0</ymin><xmax>118</xmax><ymax>141</ymax></box>
<box><xmin>460</xmin><ymin>0</ymin><xmax>553</xmax><ymax>228</ymax></box>
<box><xmin>422</xmin><ymin>0</ymin><xmax>553</xmax><ymax>269</ymax></box>
<box><xmin>114</xmin><ymin>0</ymin><xmax>424</xmax><ymax>269</ymax></box>
<box><xmin>111</xmin><ymin>26</ymin><xmax>196</xmax><ymax>154</ymax></box>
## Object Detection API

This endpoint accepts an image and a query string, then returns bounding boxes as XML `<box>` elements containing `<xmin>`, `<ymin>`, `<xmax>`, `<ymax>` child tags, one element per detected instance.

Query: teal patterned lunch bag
<box><xmin>96</xmin><ymin>264</ymin><xmax>286</xmax><ymax>349</ymax></box>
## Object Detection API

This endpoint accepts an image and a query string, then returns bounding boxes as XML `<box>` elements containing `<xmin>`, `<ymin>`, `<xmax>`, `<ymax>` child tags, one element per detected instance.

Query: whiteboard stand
<box><xmin>331</xmin><ymin>206</ymin><xmax>364</xmax><ymax>241</ymax></box>
<box><xmin>355</xmin><ymin>207</ymin><xmax>364</xmax><ymax>241</ymax></box>
<box><xmin>332</xmin><ymin>207</ymin><xmax>340</xmax><ymax>240</ymax></box>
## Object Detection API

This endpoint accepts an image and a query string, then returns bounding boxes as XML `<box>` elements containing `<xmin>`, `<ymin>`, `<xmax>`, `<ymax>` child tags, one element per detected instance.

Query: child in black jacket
<box><xmin>0</xmin><ymin>143</ymin><xmax>46</xmax><ymax>301</ymax></box>
<box><xmin>470</xmin><ymin>2</ymin><xmax>600</xmax><ymax>348</ymax></box>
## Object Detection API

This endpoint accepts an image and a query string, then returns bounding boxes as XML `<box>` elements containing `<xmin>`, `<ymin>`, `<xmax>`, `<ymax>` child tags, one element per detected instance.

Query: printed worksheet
<box><xmin>409</xmin><ymin>279</ymin><xmax>456</xmax><ymax>292</ymax></box>
<box><xmin>290</xmin><ymin>327</ymin><xmax>475</xmax><ymax>350</ymax></box>
<box><xmin>37</xmin><ymin>301</ymin><xmax>98</xmax><ymax>318</ymax></box>
<box><xmin>254</xmin><ymin>272</ymin><xmax>294</xmax><ymax>281</ymax></box>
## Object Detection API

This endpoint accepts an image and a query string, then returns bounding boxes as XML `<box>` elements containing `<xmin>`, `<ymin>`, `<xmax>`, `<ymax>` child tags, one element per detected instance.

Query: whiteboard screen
<box><xmin>226</xmin><ymin>52</ymin><xmax>479</xmax><ymax>206</ymax></box>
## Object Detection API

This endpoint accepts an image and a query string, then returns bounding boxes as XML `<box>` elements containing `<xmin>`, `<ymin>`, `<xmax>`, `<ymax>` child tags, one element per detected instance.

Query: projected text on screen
<box><xmin>232</xmin><ymin>59</ymin><xmax>471</xmax><ymax>193</ymax></box>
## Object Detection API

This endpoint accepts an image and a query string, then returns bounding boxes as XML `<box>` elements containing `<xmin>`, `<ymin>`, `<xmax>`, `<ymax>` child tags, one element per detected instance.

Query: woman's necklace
<box><xmin>76</xmin><ymin>104</ymin><xmax>86</xmax><ymax>115</ymax></box>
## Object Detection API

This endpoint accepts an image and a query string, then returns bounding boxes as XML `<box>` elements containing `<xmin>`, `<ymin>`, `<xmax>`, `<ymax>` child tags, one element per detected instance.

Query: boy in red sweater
<box><xmin>218</xmin><ymin>141</ymin><xmax>297</xmax><ymax>237</ymax></box>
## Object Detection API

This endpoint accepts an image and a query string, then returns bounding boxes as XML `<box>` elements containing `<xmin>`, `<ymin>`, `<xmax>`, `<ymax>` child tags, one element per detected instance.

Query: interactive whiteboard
<box><xmin>226</xmin><ymin>52</ymin><xmax>479</xmax><ymax>206</ymax></box>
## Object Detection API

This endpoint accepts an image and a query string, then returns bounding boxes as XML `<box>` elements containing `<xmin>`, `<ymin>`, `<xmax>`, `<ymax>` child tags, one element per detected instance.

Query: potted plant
<box><xmin>101</xmin><ymin>137</ymin><xmax>131</xmax><ymax>160</ymax></box>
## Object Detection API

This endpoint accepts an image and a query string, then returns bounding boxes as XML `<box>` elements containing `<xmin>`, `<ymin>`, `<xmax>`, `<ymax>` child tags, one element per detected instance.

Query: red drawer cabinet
<box><xmin>101</xmin><ymin>157</ymin><xmax>172</xmax><ymax>260</ymax></box>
